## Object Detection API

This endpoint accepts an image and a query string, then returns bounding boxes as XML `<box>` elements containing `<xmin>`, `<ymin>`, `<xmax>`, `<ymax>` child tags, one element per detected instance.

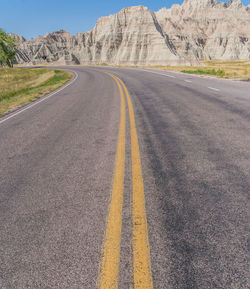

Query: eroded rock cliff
<box><xmin>15</xmin><ymin>0</ymin><xmax>250</xmax><ymax>65</ymax></box>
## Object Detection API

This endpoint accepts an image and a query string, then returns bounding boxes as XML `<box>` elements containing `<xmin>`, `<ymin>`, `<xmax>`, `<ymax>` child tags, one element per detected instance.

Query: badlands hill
<box><xmin>15</xmin><ymin>0</ymin><xmax>250</xmax><ymax>66</ymax></box>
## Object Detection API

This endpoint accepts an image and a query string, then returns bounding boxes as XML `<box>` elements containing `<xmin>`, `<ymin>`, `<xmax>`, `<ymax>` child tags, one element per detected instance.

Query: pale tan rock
<box><xmin>15</xmin><ymin>0</ymin><xmax>250</xmax><ymax>65</ymax></box>
<box><xmin>156</xmin><ymin>0</ymin><xmax>250</xmax><ymax>60</ymax></box>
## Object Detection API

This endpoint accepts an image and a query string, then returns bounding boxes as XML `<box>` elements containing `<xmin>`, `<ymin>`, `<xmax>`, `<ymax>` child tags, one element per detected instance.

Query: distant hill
<box><xmin>14</xmin><ymin>0</ymin><xmax>250</xmax><ymax>66</ymax></box>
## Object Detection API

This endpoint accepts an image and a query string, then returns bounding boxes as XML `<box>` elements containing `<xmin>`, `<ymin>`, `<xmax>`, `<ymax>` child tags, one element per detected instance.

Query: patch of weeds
<box><xmin>181</xmin><ymin>68</ymin><xmax>225</xmax><ymax>77</ymax></box>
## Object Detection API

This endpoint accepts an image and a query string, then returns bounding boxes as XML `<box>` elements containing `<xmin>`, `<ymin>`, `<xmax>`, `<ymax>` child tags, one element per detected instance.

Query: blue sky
<box><xmin>1</xmin><ymin>0</ymin><xmax>249</xmax><ymax>39</ymax></box>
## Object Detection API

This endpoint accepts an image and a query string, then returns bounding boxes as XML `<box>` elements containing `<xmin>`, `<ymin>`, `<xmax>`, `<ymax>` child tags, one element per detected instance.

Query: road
<box><xmin>0</xmin><ymin>67</ymin><xmax>249</xmax><ymax>289</ymax></box>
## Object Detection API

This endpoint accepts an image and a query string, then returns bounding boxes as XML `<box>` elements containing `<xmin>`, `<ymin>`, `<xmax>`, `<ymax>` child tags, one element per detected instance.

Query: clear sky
<box><xmin>1</xmin><ymin>0</ymin><xmax>249</xmax><ymax>39</ymax></box>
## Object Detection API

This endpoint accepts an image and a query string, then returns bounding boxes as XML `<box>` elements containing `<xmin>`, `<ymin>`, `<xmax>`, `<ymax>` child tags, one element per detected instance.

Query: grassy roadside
<box><xmin>94</xmin><ymin>60</ymin><xmax>250</xmax><ymax>79</ymax></box>
<box><xmin>0</xmin><ymin>68</ymin><xmax>72</xmax><ymax>116</ymax></box>
<box><xmin>134</xmin><ymin>60</ymin><xmax>250</xmax><ymax>79</ymax></box>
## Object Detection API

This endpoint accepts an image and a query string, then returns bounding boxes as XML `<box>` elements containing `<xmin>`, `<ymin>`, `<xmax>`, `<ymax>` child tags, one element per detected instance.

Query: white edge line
<box><xmin>184</xmin><ymin>80</ymin><xmax>192</xmax><ymax>83</ymax></box>
<box><xmin>139</xmin><ymin>68</ymin><xmax>176</xmax><ymax>78</ymax></box>
<box><xmin>208</xmin><ymin>86</ymin><xmax>220</xmax><ymax>92</ymax></box>
<box><xmin>0</xmin><ymin>69</ymin><xmax>78</xmax><ymax>125</ymax></box>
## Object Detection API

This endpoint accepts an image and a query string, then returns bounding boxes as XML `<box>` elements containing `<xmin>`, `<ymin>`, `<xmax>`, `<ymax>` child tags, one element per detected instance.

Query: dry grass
<box><xmin>0</xmin><ymin>68</ymin><xmax>72</xmax><ymax>115</ymax></box>
<box><xmin>201</xmin><ymin>60</ymin><xmax>250</xmax><ymax>79</ymax></box>
<box><xmin>138</xmin><ymin>60</ymin><xmax>250</xmax><ymax>79</ymax></box>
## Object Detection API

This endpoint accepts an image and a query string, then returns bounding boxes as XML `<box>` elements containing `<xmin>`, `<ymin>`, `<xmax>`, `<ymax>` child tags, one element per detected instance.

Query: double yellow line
<box><xmin>98</xmin><ymin>72</ymin><xmax>154</xmax><ymax>289</ymax></box>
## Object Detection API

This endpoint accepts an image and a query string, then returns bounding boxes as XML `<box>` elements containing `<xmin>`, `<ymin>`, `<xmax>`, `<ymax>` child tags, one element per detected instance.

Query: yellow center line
<box><xmin>98</xmin><ymin>72</ymin><xmax>126</xmax><ymax>289</ymax></box>
<box><xmin>118</xmin><ymin>77</ymin><xmax>154</xmax><ymax>289</ymax></box>
<box><xmin>97</xmin><ymin>70</ymin><xmax>153</xmax><ymax>289</ymax></box>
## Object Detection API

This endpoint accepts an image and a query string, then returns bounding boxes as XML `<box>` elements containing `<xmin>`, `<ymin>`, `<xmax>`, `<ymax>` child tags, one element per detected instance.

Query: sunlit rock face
<box><xmin>15</xmin><ymin>0</ymin><xmax>250</xmax><ymax>65</ymax></box>
<box><xmin>156</xmin><ymin>0</ymin><xmax>250</xmax><ymax>61</ymax></box>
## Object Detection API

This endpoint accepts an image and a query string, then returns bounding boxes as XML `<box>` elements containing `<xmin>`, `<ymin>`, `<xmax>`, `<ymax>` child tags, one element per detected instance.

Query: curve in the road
<box><xmin>0</xmin><ymin>66</ymin><xmax>249</xmax><ymax>289</ymax></box>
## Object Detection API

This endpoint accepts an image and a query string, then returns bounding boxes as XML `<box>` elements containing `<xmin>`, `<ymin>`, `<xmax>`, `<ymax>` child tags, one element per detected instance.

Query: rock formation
<box><xmin>14</xmin><ymin>0</ymin><xmax>250</xmax><ymax>65</ymax></box>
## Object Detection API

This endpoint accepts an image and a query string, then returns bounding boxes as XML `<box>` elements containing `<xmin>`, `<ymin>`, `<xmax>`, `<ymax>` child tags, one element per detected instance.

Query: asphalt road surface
<box><xmin>0</xmin><ymin>67</ymin><xmax>249</xmax><ymax>289</ymax></box>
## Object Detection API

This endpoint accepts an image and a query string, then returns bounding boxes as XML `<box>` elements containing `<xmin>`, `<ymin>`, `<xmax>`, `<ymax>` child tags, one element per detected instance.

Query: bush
<box><xmin>0</xmin><ymin>28</ymin><xmax>17</xmax><ymax>67</ymax></box>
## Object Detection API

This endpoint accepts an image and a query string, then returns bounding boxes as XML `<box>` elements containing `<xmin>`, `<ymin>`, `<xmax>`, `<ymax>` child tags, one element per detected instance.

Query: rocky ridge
<box><xmin>15</xmin><ymin>0</ymin><xmax>250</xmax><ymax>65</ymax></box>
